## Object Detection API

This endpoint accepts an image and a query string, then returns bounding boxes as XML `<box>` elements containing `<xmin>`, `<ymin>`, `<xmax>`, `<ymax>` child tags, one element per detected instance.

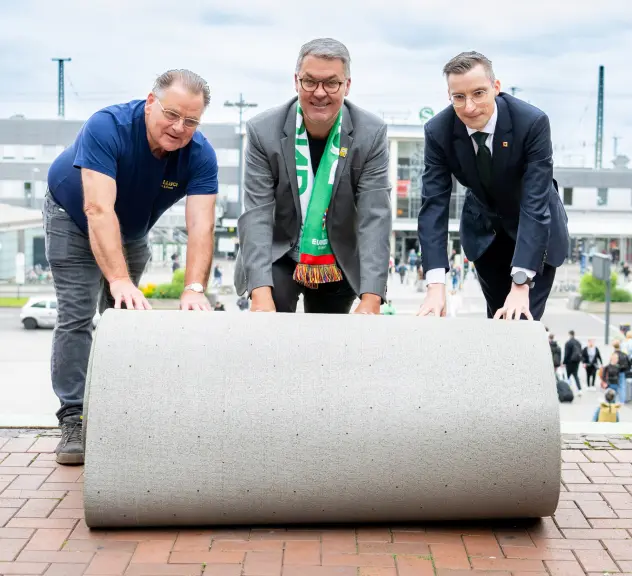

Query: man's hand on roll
<box><xmin>250</xmin><ymin>287</ymin><xmax>276</xmax><ymax>312</ymax></box>
<box><xmin>110</xmin><ymin>278</ymin><xmax>152</xmax><ymax>310</ymax></box>
<box><xmin>493</xmin><ymin>283</ymin><xmax>533</xmax><ymax>320</ymax></box>
<box><xmin>416</xmin><ymin>283</ymin><xmax>446</xmax><ymax>317</ymax></box>
<box><xmin>353</xmin><ymin>293</ymin><xmax>381</xmax><ymax>315</ymax></box>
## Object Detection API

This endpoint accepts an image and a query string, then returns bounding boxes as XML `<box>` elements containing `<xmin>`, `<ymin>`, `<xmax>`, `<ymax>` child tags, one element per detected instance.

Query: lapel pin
<box><xmin>502</xmin><ymin>141</ymin><xmax>509</xmax><ymax>147</ymax></box>
<box><xmin>340</xmin><ymin>147</ymin><xmax>348</xmax><ymax>157</ymax></box>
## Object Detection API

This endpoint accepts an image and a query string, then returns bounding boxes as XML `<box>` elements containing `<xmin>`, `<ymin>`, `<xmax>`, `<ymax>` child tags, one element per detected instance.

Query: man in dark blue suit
<box><xmin>417</xmin><ymin>51</ymin><xmax>569</xmax><ymax>321</ymax></box>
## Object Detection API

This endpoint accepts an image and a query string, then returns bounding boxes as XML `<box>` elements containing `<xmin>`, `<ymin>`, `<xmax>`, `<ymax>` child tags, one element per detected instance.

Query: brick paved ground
<box><xmin>3</xmin><ymin>431</ymin><xmax>632</xmax><ymax>575</ymax></box>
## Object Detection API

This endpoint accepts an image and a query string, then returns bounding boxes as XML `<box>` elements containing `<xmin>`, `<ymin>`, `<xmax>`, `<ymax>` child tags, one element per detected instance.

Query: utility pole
<box><xmin>224</xmin><ymin>94</ymin><xmax>258</xmax><ymax>215</ymax></box>
<box><xmin>51</xmin><ymin>57</ymin><xmax>71</xmax><ymax>118</ymax></box>
<box><xmin>595</xmin><ymin>65</ymin><xmax>604</xmax><ymax>169</ymax></box>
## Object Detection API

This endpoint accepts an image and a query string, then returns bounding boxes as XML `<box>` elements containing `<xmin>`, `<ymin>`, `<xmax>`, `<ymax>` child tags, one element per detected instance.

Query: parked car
<box><xmin>20</xmin><ymin>296</ymin><xmax>100</xmax><ymax>330</ymax></box>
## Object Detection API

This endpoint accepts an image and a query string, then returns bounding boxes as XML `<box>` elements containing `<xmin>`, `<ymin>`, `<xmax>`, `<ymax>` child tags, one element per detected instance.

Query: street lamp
<box><xmin>224</xmin><ymin>94</ymin><xmax>258</xmax><ymax>215</ymax></box>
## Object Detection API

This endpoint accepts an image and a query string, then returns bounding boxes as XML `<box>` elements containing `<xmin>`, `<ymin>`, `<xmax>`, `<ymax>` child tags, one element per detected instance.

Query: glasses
<box><xmin>155</xmin><ymin>98</ymin><xmax>200</xmax><ymax>129</ymax></box>
<box><xmin>298</xmin><ymin>77</ymin><xmax>345</xmax><ymax>94</ymax></box>
<box><xmin>450</xmin><ymin>89</ymin><xmax>489</xmax><ymax>108</ymax></box>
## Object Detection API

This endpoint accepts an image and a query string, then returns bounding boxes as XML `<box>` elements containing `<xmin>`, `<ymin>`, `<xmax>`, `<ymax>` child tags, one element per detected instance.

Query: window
<box><xmin>597</xmin><ymin>187</ymin><xmax>608</xmax><ymax>206</ymax></box>
<box><xmin>563</xmin><ymin>187</ymin><xmax>573</xmax><ymax>205</ymax></box>
<box><xmin>2</xmin><ymin>145</ymin><xmax>17</xmax><ymax>159</ymax></box>
<box><xmin>30</xmin><ymin>301</ymin><xmax>46</xmax><ymax>308</ymax></box>
<box><xmin>48</xmin><ymin>301</ymin><xmax>57</xmax><ymax>309</ymax></box>
<box><xmin>22</xmin><ymin>145</ymin><xmax>38</xmax><ymax>160</ymax></box>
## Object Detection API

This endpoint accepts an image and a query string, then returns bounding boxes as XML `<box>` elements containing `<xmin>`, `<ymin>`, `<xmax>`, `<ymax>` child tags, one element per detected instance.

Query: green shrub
<box><xmin>153</xmin><ymin>282</ymin><xmax>184</xmax><ymax>299</ymax></box>
<box><xmin>172</xmin><ymin>268</ymin><xmax>185</xmax><ymax>286</ymax></box>
<box><xmin>579</xmin><ymin>272</ymin><xmax>632</xmax><ymax>302</ymax></box>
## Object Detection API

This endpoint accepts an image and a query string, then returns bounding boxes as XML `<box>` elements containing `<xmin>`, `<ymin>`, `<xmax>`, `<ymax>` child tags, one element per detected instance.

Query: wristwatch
<box><xmin>184</xmin><ymin>282</ymin><xmax>205</xmax><ymax>293</ymax></box>
<box><xmin>512</xmin><ymin>271</ymin><xmax>535</xmax><ymax>289</ymax></box>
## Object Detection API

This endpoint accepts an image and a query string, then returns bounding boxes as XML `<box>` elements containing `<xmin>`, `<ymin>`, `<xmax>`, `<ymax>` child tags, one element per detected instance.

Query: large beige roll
<box><xmin>83</xmin><ymin>310</ymin><xmax>560</xmax><ymax>528</ymax></box>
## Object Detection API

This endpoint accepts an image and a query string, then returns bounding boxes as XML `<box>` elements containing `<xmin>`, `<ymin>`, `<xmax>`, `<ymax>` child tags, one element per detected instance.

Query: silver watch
<box><xmin>184</xmin><ymin>282</ymin><xmax>205</xmax><ymax>293</ymax></box>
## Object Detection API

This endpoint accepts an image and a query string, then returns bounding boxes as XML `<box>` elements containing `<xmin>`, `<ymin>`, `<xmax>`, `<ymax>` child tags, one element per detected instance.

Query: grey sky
<box><xmin>1</xmin><ymin>0</ymin><xmax>631</xmax><ymax>167</ymax></box>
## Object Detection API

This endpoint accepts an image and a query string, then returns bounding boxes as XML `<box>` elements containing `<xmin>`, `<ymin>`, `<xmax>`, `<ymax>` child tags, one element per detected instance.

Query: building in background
<box><xmin>2</xmin><ymin>114</ymin><xmax>632</xmax><ymax>281</ymax></box>
<box><xmin>385</xmin><ymin>123</ymin><xmax>632</xmax><ymax>267</ymax></box>
<box><xmin>0</xmin><ymin>115</ymin><xmax>242</xmax><ymax>280</ymax></box>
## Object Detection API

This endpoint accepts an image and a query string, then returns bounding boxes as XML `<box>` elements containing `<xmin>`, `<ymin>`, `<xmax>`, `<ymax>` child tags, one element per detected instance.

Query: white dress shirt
<box><xmin>425</xmin><ymin>103</ymin><xmax>536</xmax><ymax>285</ymax></box>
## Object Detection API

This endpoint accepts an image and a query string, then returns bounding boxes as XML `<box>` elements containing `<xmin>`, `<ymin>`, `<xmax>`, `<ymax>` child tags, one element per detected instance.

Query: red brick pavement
<box><xmin>2</xmin><ymin>431</ymin><xmax>632</xmax><ymax>575</ymax></box>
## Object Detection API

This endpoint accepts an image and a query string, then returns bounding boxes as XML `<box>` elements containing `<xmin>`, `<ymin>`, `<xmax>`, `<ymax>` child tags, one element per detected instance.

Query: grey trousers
<box><xmin>43</xmin><ymin>192</ymin><xmax>151</xmax><ymax>422</ymax></box>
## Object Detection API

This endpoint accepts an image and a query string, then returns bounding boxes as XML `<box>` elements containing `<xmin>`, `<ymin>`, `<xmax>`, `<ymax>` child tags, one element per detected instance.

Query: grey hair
<box><xmin>152</xmin><ymin>69</ymin><xmax>211</xmax><ymax>108</ymax></box>
<box><xmin>442</xmin><ymin>51</ymin><xmax>495</xmax><ymax>83</ymax></box>
<box><xmin>295</xmin><ymin>38</ymin><xmax>351</xmax><ymax>78</ymax></box>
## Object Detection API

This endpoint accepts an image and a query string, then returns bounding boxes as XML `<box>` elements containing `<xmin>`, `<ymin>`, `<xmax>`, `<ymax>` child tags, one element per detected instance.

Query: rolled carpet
<box><xmin>83</xmin><ymin>310</ymin><xmax>560</xmax><ymax>528</ymax></box>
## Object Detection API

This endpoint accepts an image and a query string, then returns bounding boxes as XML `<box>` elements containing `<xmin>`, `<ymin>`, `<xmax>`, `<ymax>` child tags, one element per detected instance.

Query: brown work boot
<box><xmin>55</xmin><ymin>414</ymin><xmax>84</xmax><ymax>465</ymax></box>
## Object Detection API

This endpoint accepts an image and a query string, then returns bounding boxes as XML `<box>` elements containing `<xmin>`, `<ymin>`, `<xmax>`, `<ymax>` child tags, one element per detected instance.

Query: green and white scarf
<box><xmin>293</xmin><ymin>105</ymin><xmax>343</xmax><ymax>289</ymax></box>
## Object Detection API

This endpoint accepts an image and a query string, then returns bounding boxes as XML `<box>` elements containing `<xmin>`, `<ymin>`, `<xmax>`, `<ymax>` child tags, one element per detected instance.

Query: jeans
<box><xmin>607</xmin><ymin>384</ymin><xmax>622</xmax><ymax>403</ymax></box>
<box><xmin>43</xmin><ymin>192</ymin><xmax>151</xmax><ymax>422</ymax></box>
<box><xmin>619</xmin><ymin>373</ymin><xmax>628</xmax><ymax>403</ymax></box>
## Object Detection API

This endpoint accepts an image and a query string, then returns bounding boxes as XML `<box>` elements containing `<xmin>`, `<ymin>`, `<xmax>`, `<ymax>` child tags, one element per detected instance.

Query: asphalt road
<box><xmin>2</xmin><ymin>274</ymin><xmax>632</xmax><ymax>427</ymax></box>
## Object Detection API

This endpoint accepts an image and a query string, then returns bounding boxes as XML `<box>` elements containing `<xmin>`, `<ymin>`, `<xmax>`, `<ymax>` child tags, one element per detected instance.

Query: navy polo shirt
<box><xmin>47</xmin><ymin>99</ymin><xmax>218</xmax><ymax>241</ymax></box>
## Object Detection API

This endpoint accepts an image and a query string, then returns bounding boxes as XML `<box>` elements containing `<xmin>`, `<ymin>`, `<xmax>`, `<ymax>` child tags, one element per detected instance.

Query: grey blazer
<box><xmin>234</xmin><ymin>97</ymin><xmax>392</xmax><ymax>300</ymax></box>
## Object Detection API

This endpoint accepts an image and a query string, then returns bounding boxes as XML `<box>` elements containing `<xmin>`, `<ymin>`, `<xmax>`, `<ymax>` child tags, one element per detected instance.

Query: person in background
<box><xmin>549</xmin><ymin>333</ymin><xmax>562</xmax><ymax>375</ymax></box>
<box><xmin>600</xmin><ymin>353</ymin><xmax>622</xmax><ymax>401</ymax></box>
<box><xmin>563</xmin><ymin>330</ymin><xmax>583</xmax><ymax>396</ymax></box>
<box><xmin>612</xmin><ymin>340</ymin><xmax>630</xmax><ymax>403</ymax></box>
<box><xmin>592</xmin><ymin>388</ymin><xmax>621</xmax><ymax>423</ymax></box>
<box><xmin>171</xmin><ymin>253</ymin><xmax>181</xmax><ymax>273</ymax></box>
<box><xmin>581</xmin><ymin>338</ymin><xmax>602</xmax><ymax>391</ymax></box>
<box><xmin>212</xmin><ymin>264</ymin><xmax>223</xmax><ymax>287</ymax></box>
<box><xmin>621</xmin><ymin>331</ymin><xmax>632</xmax><ymax>356</ymax></box>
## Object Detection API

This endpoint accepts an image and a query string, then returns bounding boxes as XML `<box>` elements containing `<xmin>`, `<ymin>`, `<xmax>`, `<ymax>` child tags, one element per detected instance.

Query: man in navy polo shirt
<box><xmin>44</xmin><ymin>69</ymin><xmax>219</xmax><ymax>465</ymax></box>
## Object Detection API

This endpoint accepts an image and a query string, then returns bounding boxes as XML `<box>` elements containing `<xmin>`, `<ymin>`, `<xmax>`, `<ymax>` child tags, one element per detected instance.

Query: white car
<box><xmin>20</xmin><ymin>296</ymin><xmax>100</xmax><ymax>330</ymax></box>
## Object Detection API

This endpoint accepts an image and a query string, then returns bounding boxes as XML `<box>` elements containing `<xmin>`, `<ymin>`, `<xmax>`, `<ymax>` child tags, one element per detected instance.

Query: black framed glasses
<box><xmin>298</xmin><ymin>77</ymin><xmax>345</xmax><ymax>94</ymax></box>
<box><xmin>155</xmin><ymin>98</ymin><xmax>201</xmax><ymax>129</ymax></box>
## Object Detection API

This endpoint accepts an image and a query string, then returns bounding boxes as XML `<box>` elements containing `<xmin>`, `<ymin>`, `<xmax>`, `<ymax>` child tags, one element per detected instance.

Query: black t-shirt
<box><xmin>308</xmin><ymin>137</ymin><xmax>327</xmax><ymax>174</ymax></box>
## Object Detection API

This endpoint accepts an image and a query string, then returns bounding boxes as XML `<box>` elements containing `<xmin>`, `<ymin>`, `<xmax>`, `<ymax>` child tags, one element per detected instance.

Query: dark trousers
<box><xmin>43</xmin><ymin>193</ymin><xmax>151</xmax><ymax>422</ymax></box>
<box><xmin>271</xmin><ymin>255</ymin><xmax>357</xmax><ymax>314</ymax></box>
<box><xmin>566</xmin><ymin>362</ymin><xmax>581</xmax><ymax>390</ymax></box>
<box><xmin>473</xmin><ymin>230</ymin><xmax>556</xmax><ymax>321</ymax></box>
<box><xmin>585</xmin><ymin>365</ymin><xmax>597</xmax><ymax>388</ymax></box>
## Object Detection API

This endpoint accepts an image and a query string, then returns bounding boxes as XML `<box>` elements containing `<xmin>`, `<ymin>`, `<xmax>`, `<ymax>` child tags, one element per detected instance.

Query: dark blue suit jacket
<box><xmin>417</xmin><ymin>92</ymin><xmax>569</xmax><ymax>274</ymax></box>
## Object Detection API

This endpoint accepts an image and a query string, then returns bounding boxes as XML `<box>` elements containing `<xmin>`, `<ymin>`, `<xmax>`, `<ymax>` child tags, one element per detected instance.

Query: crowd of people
<box><xmin>549</xmin><ymin>329</ymin><xmax>632</xmax><ymax>421</ymax></box>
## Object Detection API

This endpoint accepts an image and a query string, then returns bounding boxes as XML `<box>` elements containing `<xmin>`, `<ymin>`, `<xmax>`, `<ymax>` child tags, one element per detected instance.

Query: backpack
<box><xmin>617</xmin><ymin>351</ymin><xmax>630</xmax><ymax>372</ymax></box>
<box><xmin>556</xmin><ymin>377</ymin><xmax>574</xmax><ymax>403</ymax></box>
<box><xmin>569</xmin><ymin>340</ymin><xmax>581</xmax><ymax>363</ymax></box>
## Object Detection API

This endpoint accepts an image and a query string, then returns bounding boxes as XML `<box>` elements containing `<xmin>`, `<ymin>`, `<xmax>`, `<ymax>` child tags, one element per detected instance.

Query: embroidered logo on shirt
<box><xmin>162</xmin><ymin>180</ymin><xmax>179</xmax><ymax>190</ymax></box>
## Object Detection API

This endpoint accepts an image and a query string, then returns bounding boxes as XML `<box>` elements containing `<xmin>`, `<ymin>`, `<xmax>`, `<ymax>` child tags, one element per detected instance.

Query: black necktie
<box><xmin>472</xmin><ymin>131</ymin><xmax>492</xmax><ymax>191</ymax></box>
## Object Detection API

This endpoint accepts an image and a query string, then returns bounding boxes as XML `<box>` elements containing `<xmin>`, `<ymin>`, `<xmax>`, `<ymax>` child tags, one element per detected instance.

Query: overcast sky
<box><xmin>2</xmin><ymin>0</ymin><xmax>631</xmax><ymax>167</ymax></box>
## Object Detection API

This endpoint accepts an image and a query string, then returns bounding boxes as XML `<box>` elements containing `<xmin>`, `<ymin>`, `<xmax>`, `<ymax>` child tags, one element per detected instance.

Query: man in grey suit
<box><xmin>234</xmin><ymin>38</ymin><xmax>392</xmax><ymax>314</ymax></box>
